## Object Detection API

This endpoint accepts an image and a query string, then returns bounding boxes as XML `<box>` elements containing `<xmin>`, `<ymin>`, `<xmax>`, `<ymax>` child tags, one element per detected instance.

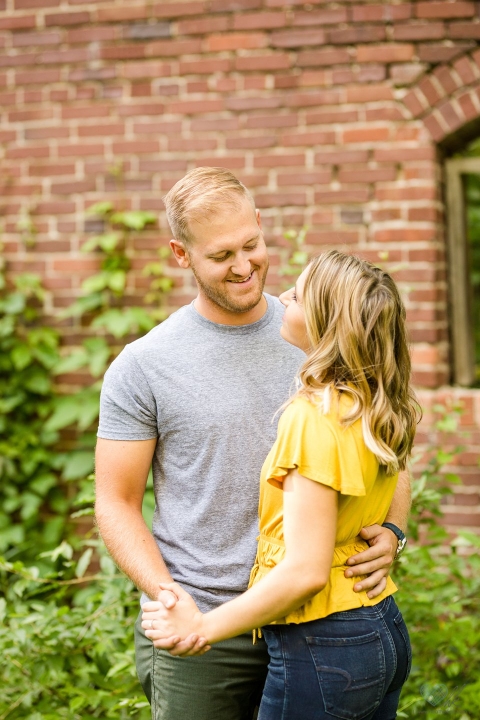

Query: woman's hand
<box><xmin>141</xmin><ymin>582</ymin><xmax>211</xmax><ymax>657</ymax></box>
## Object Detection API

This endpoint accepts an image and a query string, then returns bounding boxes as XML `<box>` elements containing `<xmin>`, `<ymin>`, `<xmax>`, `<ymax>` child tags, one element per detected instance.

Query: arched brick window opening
<box><xmin>402</xmin><ymin>50</ymin><xmax>480</xmax><ymax>387</ymax></box>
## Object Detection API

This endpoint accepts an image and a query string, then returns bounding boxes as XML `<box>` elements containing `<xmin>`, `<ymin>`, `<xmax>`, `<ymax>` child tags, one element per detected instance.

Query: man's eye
<box><xmin>213</xmin><ymin>256</ymin><xmax>228</xmax><ymax>262</ymax></box>
<box><xmin>245</xmin><ymin>242</ymin><xmax>258</xmax><ymax>251</ymax></box>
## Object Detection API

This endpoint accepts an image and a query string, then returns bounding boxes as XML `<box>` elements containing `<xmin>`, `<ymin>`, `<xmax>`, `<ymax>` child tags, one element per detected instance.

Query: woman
<box><xmin>142</xmin><ymin>250</ymin><xmax>419</xmax><ymax>720</ymax></box>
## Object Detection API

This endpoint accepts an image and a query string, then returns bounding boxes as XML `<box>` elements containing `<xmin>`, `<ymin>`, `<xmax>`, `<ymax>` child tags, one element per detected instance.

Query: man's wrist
<box><xmin>382</xmin><ymin>522</ymin><xmax>407</xmax><ymax>559</ymax></box>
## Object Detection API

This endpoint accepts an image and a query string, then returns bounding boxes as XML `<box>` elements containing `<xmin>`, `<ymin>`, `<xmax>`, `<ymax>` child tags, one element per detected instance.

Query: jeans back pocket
<box><xmin>306</xmin><ymin>630</ymin><xmax>386</xmax><ymax>720</ymax></box>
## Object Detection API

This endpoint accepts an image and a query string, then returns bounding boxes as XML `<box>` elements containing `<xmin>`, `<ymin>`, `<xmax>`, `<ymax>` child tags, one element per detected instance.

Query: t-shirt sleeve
<box><xmin>263</xmin><ymin>398</ymin><xmax>366</xmax><ymax>496</ymax></box>
<box><xmin>97</xmin><ymin>346</ymin><xmax>158</xmax><ymax>440</ymax></box>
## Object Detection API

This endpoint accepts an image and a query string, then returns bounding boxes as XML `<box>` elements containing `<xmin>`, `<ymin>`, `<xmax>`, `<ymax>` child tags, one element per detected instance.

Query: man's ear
<box><xmin>256</xmin><ymin>208</ymin><xmax>262</xmax><ymax>231</ymax></box>
<box><xmin>169</xmin><ymin>239</ymin><xmax>191</xmax><ymax>269</ymax></box>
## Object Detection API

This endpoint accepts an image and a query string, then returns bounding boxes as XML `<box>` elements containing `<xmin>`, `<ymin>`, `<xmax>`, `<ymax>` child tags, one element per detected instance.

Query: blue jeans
<box><xmin>258</xmin><ymin>596</ymin><xmax>411</xmax><ymax>720</ymax></box>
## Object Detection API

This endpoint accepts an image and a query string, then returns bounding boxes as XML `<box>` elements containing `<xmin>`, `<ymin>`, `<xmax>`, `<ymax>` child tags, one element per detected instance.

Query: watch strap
<box><xmin>382</xmin><ymin>522</ymin><xmax>407</xmax><ymax>558</ymax></box>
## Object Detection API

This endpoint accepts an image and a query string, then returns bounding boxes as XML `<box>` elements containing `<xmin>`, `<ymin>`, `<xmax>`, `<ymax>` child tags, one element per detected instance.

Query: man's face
<box><xmin>184</xmin><ymin>198</ymin><xmax>269</xmax><ymax>315</ymax></box>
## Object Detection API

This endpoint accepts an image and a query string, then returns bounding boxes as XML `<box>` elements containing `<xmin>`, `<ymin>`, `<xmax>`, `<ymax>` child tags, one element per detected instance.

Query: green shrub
<box><xmin>396</xmin><ymin>405</ymin><xmax>480</xmax><ymax>719</ymax></box>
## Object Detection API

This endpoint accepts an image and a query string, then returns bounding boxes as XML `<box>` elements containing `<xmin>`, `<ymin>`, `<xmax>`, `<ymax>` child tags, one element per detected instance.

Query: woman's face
<box><xmin>279</xmin><ymin>268</ymin><xmax>310</xmax><ymax>352</ymax></box>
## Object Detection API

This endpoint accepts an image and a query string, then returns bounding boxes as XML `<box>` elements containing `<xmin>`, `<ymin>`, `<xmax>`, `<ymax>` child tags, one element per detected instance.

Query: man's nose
<box><xmin>231</xmin><ymin>255</ymin><xmax>251</xmax><ymax>278</ymax></box>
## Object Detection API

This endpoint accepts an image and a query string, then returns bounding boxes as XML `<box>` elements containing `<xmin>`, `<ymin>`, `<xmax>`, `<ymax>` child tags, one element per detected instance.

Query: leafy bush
<box><xmin>396</xmin><ymin>405</ymin><xmax>480</xmax><ymax>719</ymax></box>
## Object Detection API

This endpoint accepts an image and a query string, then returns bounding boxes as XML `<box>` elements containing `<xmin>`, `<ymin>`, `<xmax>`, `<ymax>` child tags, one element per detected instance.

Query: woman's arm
<box><xmin>144</xmin><ymin>470</ymin><xmax>338</xmax><ymax>646</ymax></box>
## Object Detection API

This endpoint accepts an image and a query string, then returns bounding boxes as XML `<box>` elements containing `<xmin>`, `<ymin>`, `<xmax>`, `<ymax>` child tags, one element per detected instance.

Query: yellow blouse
<box><xmin>248</xmin><ymin>392</ymin><xmax>398</xmax><ymax>625</ymax></box>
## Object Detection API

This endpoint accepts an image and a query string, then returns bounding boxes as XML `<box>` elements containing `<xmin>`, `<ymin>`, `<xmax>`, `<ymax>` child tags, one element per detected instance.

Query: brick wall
<box><xmin>1</xmin><ymin>0</ymin><xmax>479</xmax><ymax>530</ymax></box>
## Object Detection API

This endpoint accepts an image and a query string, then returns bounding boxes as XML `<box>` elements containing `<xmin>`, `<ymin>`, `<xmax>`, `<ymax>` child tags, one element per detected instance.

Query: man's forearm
<box><xmin>95</xmin><ymin>500</ymin><xmax>172</xmax><ymax>600</ymax></box>
<box><xmin>384</xmin><ymin>469</ymin><xmax>411</xmax><ymax>533</ymax></box>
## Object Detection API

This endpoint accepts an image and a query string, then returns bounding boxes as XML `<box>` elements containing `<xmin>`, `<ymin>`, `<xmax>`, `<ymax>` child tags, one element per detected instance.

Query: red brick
<box><xmin>438</xmin><ymin>100</ymin><xmax>464</xmax><ymax>131</ymax></box>
<box><xmin>0</xmin><ymin>15</ymin><xmax>36</xmax><ymax>29</ymax></box>
<box><xmin>453</xmin><ymin>55</ymin><xmax>478</xmax><ymax>84</ymax></box>
<box><xmin>51</xmin><ymin>180</ymin><xmax>97</xmax><ymax>194</ymax></box>
<box><xmin>254</xmin><ymin>153</ymin><xmax>305</xmax><ymax>168</ymax></box>
<box><xmin>121</xmin><ymin>61</ymin><xmax>171</xmax><ymax>78</ymax></box>
<box><xmin>328</xmin><ymin>26</ymin><xmax>386</xmax><ymax>45</ymax></box>
<box><xmin>416</xmin><ymin>2</ymin><xmax>475</xmax><ymax>19</ymax></box>
<box><xmin>210</xmin><ymin>0</ymin><xmax>261</xmax><ymax>10</ymax></box>
<box><xmin>168</xmin><ymin>98</ymin><xmax>224</xmax><ymax>114</ymax></box>
<box><xmin>375</xmin><ymin>185</ymin><xmax>437</xmax><ymax>201</ymax></box>
<box><xmin>270</xmin><ymin>29</ymin><xmax>325</xmax><ymax>48</ymax></box>
<box><xmin>117</xmin><ymin>102</ymin><xmax>165</xmax><ymax>116</ymax></box>
<box><xmin>280</xmin><ymin>130</ymin><xmax>336</xmax><ymax>147</ymax></box>
<box><xmin>357</xmin><ymin>44</ymin><xmax>414</xmax><ymax>63</ymax></box>
<box><xmin>14</xmin><ymin>0</ymin><xmax>59</xmax><ymax>7</ymax></box>
<box><xmin>29</xmin><ymin>162</ymin><xmax>75</xmax><ymax>176</ymax></box>
<box><xmin>374</xmin><ymin>147</ymin><xmax>435</xmax><ymax>161</ymax></box>
<box><xmin>291</xmin><ymin>8</ymin><xmax>348</xmax><ymax>26</ymax></box>
<box><xmin>15</xmin><ymin>68</ymin><xmax>60</xmax><ymax>84</ymax></box>
<box><xmin>314</xmin><ymin>150</ymin><xmax>370</xmax><ymax>165</ymax></box>
<box><xmin>458</xmin><ymin>92</ymin><xmax>479</xmax><ymax>122</ymax></box>
<box><xmin>342</xmin><ymin>127</ymin><xmax>390</xmax><ymax>143</ymax></box>
<box><xmin>100</xmin><ymin>44</ymin><xmax>146</xmax><ymax>60</ymax></box>
<box><xmin>78</xmin><ymin>123</ymin><xmax>125</xmax><ymax>137</ymax></box>
<box><xmin>61</xmin><ymin>105</ymin><xmax>111</xmax><ymax>119</ymax></box>
<box><xmin>168</xmin><ymin>137</ymin><xmax>218</xmax><ymax>151</ymax></box>
<box><xmin>286</xmin><ymin>90</ymin><xmax>342</xmax><ymax>108</ymax></box>
<box><xmin>39</xmin><ymin>48</ymin><xmax>89</xmax><ymax>63</ymax></box>
<box><xmin>306</xmin><ymin>109</ymin><xmax>359</xmax><ymax>125</ymax></box>
<box><xmin>346</xmin><ymin>85</ymin><xmax>394</xmax><ymax>102</ymax></box>
<box><xmin>36</xmin><ymin>201</ymin><xmax>76</xmax><ymax>215</ymax></box>
<box><xmin>255</xmin><ymin>192</ymin><xmax>307</xmax><ymax>207</ymax></box>
<box><xmin>233</xmin><ymin>11</ymin><xmax>286</xmax><ymax>30</ymax></box>
<box><xmin>393</xmin><ymin>22</ymin><xmax>445</xmax><ymax>40</ymax></box>
<box><xmin>178</xmin><ymin>16</ymin><xmax>228</xmax><ymax>34</ymax></box>
<box><xmin>9</xmin><ymin>108</ymin><xmax>55</xmax><ymax>122</ymax></box>
<box><xmin>351</xmin><ymin>4</ymin><xmax>412</xmax><ymax>22</ymax></box>
<box><xmin>12</xmin><ymin>30</ymin><xmax>61</xmax><ymax>46</ymax></box>
<box><xmin>235</xmin><ymin>53</ymin><xmax>291</xmax><ymax>71</ymax></box>
<box><xmin>338</xmin><ymin>166</ymin><xmax>397</xmax><ymax>183</ymax></box>
<box><xmin>449</xmin><ymin>22</ymin><xmax>480</xmax><ymax>39</ymax></box>
<box><xmin>245</xmin><ymin>113</ymin><xmax>298</xmax><ymax>129</ymax></box>
<box><xmin>297</xmin><ymin>49</ymin><xmax>351</xmax><ymax>67</ymax></box>
<box><xmin>6</xmin><ymin>145</ymin><xmax>50</xmax><ymax>159</ymax></box>
<box><xmin>418</xmin><ymin>76</ymin><xmax>445</xmax><ymax>105</ymax></box>
<box><xmin>403</xmin><ymin>89</ymin><xmax>427</xmax><ymax>118</ymax></box>
<box><xmin>365</xmin><ymin>107</ymin><xmax>405</xmax><ymax>121</ymax></box>
<box><xmin>435</xmin><ymin>65</ymin><xmax>462</xmax><ymax>93</ymax></box>
<box><xmin>58</xmin><ymin>143</ymin><xmax>105</xmax><ymax>157</ymax></box>
<box><xmin>226</xmin><ymin>95</ymin><xmax>283</xmax><ymax>111</ymax></box>
<box><xmin>146</xmin><ymin>39</ymin><xmax>202</xmax><ymax>57</ymax></box>
<box><xmin>179</xmin><ymin>58</ymin><xmax>231</xmax><ymax>74</ymax></box>
<box><xmin>277</xmin><ymin>171</ymin><xmax>332</xmax><ymax>186</ymax></box>
<box><xmin>207</xmin><ymin>32</ymin><xmax>267</xmax><ymax>51</ymax></box>
<box><xmin>153</xmin><ymin>1</ymin><xmax>205</xmax><ymax>18</ymax></box>
<box><xmin>112</xmin><ymin>140</ymin><xmax>159</xmax><ymax>154</ymax></box>
<box><xmin>97</xmin><ymin>5</ymin><xmax>149</xmax><ymax>22</ymax></box>
<box><xmin>314</xmin><ymin>188</ymin><xmax>370</xmax><ymax>203</ymax></box>
<box><xmin>418</xmin><ymin>44</ymin><xmax>473</xmax><ymax>64</ymax></box>
<box><xmin>68</xmin><ymin>26</ymin><xmax>117</xmax><ymax>43</ymax></box>
<box><xmin>24</xmin><ymin>126</ymin><xmax>70</xmax><ymax>139</ymax></box>
<box><xmin>374</xmin><ymin>228</ymin><xmax>436</xmax><ymax>243</ymax></box>
<box><xmin>45</xmin><ymin>11</ymin><xmax>89</xmax><ymax>25</ymax></box>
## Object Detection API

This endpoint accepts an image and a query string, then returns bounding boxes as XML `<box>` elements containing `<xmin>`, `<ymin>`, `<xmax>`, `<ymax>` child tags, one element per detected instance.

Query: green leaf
<box><xmin>11</xmin><ymin>344</ymin><xmax>33</xmax><ymax>371</ymax></box>
<box><xmin>44</xmin><ymin>400</ymin><xmax>80</xmax><ymax>432</ymax></box>
<box><xmin>62</xmin><ymin>451</ymin><xmax>94</xmax><ymax>481</ymax></box>
<box><xmin>110</xmin><ymin>210</ymin><xmax>156</xmax><ymax>230</ymax></box>
<box><xmin>75</xmin><ymin>548</ymin><xmax>93</xmax><ymax>578</ymax></box>
<box><xmin>85</xmin><ymin>201</ymin><xmax>113</xmax><ymax>217</ymax></box>
<box><xmin>108</xmin><ymin>269</ymin><xmax>126</xmax><ymax>293</ymax></box>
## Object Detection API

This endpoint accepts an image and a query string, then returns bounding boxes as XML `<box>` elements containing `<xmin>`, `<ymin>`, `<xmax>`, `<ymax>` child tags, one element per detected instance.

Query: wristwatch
<box><xmin>382</xmin><ymin>522</ymin><xmax>407</xmax><ymax>559</ymax></box>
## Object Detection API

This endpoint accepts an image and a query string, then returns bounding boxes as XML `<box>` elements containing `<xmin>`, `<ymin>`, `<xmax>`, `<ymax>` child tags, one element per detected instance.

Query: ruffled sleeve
<box><xmin>263</xmin><ymin>397</ymin><xmax>367</xmax><ymax>497</ymax></box>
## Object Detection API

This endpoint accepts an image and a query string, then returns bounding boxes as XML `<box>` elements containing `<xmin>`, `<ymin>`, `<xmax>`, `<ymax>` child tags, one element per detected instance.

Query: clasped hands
<box><xmin>142</xmin><ymin>582</ymin><xmax>211</xmax><ymax>657</ymax></box>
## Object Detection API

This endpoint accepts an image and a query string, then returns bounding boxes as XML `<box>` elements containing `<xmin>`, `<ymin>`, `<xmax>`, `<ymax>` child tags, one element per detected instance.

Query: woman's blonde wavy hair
<box><xmin>296</xmin><ymin>250</ymin><xmax>421</xmax><ymax>476</ymax></box>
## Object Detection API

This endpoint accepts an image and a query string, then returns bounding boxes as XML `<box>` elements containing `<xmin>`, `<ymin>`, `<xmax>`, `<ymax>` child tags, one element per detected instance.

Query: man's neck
<box><xmin>193</xmin><ymin>294</ymin><xmax>268</xmax><ymax>326</ymax></box>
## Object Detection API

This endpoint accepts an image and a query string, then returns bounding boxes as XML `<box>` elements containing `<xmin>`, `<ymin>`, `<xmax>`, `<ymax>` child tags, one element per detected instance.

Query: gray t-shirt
<box><xmin>97</xmin><ymin>294</ymin><xmax>304</xmax><ymax>611</ymax></box>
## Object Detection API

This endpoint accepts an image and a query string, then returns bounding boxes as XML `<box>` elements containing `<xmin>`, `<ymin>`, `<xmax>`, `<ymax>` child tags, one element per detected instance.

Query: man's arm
<box><xmin>345</xmin><ymin>469</ymin><xmax>411</xmax><ymax>598</ymax></box>
<box><xmin>95</xmin><ymin>438</ymin><xmax>173</xmax><ymax>599</ymax></box>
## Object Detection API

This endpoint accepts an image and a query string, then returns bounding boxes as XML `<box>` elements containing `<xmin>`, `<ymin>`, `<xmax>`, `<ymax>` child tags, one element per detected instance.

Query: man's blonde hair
<box><xmin>163</xmin><ymin>167</ymin><xmax>255</xmax><ymax>244</ymax></box>
<box><xmin>296</xmin><ymin>250</ymin><xmax>421</xmax><ymax>476</ymax></box>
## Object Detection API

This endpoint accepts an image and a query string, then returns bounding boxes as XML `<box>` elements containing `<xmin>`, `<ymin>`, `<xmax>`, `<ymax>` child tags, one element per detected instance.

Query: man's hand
<box><xmin>345</xmin><ymin>524</ymin><xmax>397</xmax><ymax>599</ymax></box>
<box><xmin>142</xmin><ymin>583</ymin><xmax>211</xmax><ymax>657</ymax></box>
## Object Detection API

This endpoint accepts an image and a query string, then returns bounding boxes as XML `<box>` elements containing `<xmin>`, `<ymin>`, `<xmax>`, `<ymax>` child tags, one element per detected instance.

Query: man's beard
<box><xmin>190</xmin><ymin>261</ymin><xmax>269</xmax><ymax>314</ymax></box>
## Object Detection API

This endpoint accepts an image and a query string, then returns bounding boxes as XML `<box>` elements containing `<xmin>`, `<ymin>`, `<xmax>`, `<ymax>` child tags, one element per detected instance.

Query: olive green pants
<box><xmin>134</xmin><ymin>611</ymin><xmax>269</xmax><ymax>720</ymax></box>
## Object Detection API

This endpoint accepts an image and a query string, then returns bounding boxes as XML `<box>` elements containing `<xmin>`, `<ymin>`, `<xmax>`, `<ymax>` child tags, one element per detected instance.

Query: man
<box><xmin>95</xmin><ymin>167</ymin><xmax>410</xmax><ymax>720</ymax></box>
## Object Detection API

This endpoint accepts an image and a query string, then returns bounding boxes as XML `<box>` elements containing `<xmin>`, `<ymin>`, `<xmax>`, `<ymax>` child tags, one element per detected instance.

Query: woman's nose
<box><xmin>279</xmin><ymin>288</ymin><xmax>291</xmax><ymax>306</ymax></box>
